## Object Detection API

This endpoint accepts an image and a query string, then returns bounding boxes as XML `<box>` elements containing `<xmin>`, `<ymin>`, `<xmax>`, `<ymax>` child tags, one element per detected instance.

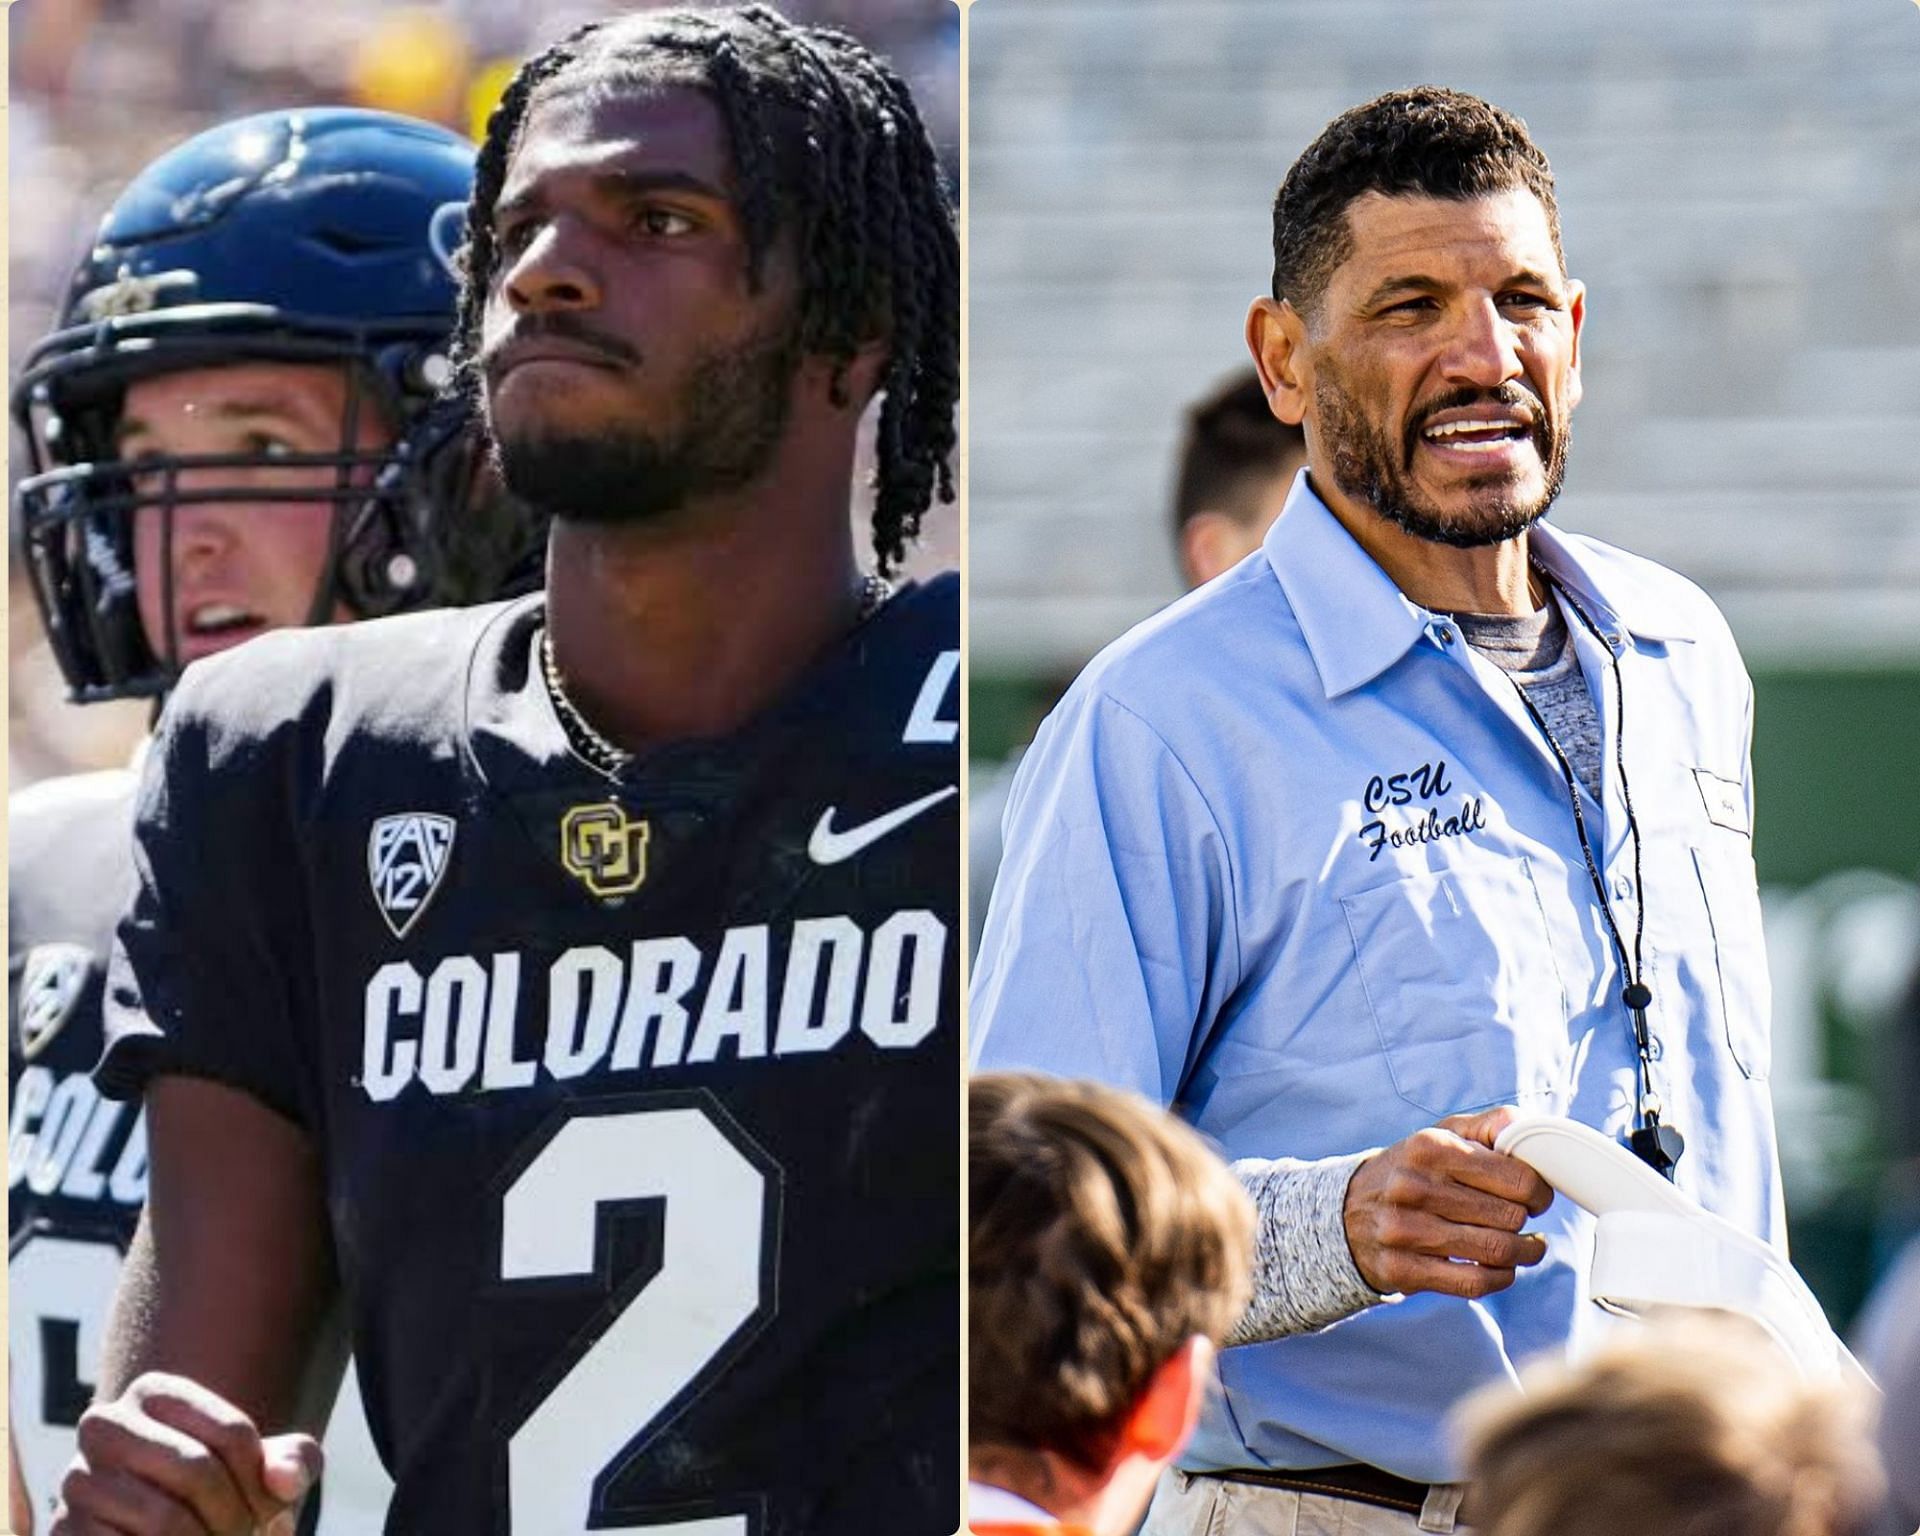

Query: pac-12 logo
<box><xmin>369</xmin><ymin>813</ymin><xmax>457</xmax><ymax>939</ymax></box>
<box><xmin>560</xmin><ymin>802</ymin><xmax>650</xmax><ymax>899</ymax></box>
<box><xmin>18</xmin><ymin>942</ymin><xmax>92</xmax><ymax>1059</ymax></box>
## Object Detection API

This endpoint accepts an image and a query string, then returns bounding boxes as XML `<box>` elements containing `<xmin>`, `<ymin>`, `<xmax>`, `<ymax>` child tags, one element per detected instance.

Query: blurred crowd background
<box><xmin>970</xmin><ymin>0</ymin><xmax>1920</xmax><ymax>1347</ymax></box>
<box><xmin>6</xmin><ymin>0</ymin><xmax>959</xmax><ymax>783</ymax></box>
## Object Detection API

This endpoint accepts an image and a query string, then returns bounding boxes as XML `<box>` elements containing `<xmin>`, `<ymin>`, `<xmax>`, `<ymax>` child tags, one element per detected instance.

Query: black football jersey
<box><xmin>100</xmin><ymin>578</ymin><xmax>961</xmax><ymax>1536</ymax></box>
<box><xmin>11</xmin><ymin>768</ymin><xmax>396</xmax><ymax>1534</ymax></box>
<box><xmin>9</xmin><ymin>769</ymin><xmax>147</xmax><ymax>1516</ymax></box>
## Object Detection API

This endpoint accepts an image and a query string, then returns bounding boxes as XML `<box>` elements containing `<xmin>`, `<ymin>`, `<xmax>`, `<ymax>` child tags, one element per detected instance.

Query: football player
<box><xmin>58</xmin><ymin>6</ymin><xmax>960</xmax><ymax>1536</ymax></box>
<box><xmin>9</xmin><ymin>107</ymin><xmax>540</xmax><ymax>1533</ymax></box>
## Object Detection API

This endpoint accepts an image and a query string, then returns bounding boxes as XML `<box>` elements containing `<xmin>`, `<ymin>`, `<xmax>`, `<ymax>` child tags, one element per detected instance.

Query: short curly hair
<box><xmin>1271</xmin><ymin>86</ymin><xmax>1563</xmax><ymax>317</ymax></box>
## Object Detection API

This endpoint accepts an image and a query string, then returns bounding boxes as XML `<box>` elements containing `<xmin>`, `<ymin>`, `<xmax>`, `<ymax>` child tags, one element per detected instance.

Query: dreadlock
<box><xmin>453</xmin><ymin>3</ymin><xmax>958</xmax><ymax>576</ymax></box>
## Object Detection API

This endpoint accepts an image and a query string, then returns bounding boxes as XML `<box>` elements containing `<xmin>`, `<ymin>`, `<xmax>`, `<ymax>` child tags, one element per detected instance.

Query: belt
<box><xmin>1207</xmin><ymin>1462</ymin><xmax>1436</xmax><ymax>1516</ymax></box>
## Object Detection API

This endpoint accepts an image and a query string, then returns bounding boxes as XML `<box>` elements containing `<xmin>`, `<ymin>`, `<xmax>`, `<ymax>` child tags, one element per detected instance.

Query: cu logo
<box><xmin>560</xmin><ymin>802</ymin><xmax>651</xmax><ymax>898</ymax></box>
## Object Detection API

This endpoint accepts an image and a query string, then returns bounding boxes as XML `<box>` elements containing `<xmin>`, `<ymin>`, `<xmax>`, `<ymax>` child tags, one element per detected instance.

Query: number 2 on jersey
<box><xmin>501</xmin><ymin>1104</ymin><xmax>774</xmax><ymax>1534</ymax></box>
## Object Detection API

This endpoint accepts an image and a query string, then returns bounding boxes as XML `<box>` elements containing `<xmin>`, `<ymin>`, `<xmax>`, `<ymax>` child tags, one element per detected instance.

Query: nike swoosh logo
<box><xmin>808</xmin><ymin>785</ymin><xmax>958</xmax><ymax>865</ymax></box>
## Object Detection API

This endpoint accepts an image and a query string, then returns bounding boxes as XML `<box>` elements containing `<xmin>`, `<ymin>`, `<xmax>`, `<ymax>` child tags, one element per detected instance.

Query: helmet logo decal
<box><xmin>75</xmin><ymin>265</ymin><xmax>198</xmax><ymax>322</ymax></box>
<box><xmin>429</xmin><ymin>203</ymin><xmax>467</xmax><ymax>284</ymax></box>
<box><xmin>369</xmin><ymin>813</ymin><xmax>458</xmax><ymax>939</ymax></box>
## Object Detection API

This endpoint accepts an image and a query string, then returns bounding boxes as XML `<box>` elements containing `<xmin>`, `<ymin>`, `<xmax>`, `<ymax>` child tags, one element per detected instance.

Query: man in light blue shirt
<box><xmin>971</xmin><ymin>86</ymin><xmax>1783</xmax><ymax>1535</ymax></box>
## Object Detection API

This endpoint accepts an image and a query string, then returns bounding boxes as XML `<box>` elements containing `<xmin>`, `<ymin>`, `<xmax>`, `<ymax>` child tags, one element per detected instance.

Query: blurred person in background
<box><xmin>969</xmin><ymin>1073</ymin><xmax>1255</xmax><ymax>1536</ymax></box>
<box><xmin>1456</xmin><ymin>1320</ymin><xmax>1886</xmax><ymax>1536</ymax></box>
<box><xmin>974</xmin><ymin>86</ymin><xmax>1783</xmax><ymax>1535</ymax></box>
<box><xmin>970</xmin><ymin>367</ymin><xmax>1305</xmax><ymax>955</ymax></box>
<box><xmin>12</xmin><ymin>0</ymin><xmax>115</xmax><ymax>99</ymax></box>
<box><xmin>1171</xmin><ymin>368</ymin><xmax>1307</xmax><ymax>590</ymax></box>
<box><xmin>7</xmin><ymin>105</ymin><xmax>541</xmax><ymax>1534</ymax></box>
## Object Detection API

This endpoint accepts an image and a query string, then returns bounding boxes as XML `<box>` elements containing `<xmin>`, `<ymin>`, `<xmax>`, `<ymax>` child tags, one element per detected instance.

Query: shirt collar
<box><xmin>1263</xmin><ymin>471</ymin><xmax>1695</xmax><ymax>700</ymax></box>
<box><xmin>1525</xmin><ymin>517</ymin><xmax>1698</xmax><ymax>647</ymax></box>
<box><xmin>1262</xmin><ymin>471</ymin><xmax>1431</xmax><ymax>700</ymax></box>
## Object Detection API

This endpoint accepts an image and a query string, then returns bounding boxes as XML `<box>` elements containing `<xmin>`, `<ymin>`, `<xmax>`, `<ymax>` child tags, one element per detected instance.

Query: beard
<box><xmin>1313</xmin><ymin>365</ymin><xmax>1570</xmax><ymax>549</ymax></box>
<box><xmin>486</xmin><ymin>316</ymin><xmax>802</xmax><ymax>527</ymax></box>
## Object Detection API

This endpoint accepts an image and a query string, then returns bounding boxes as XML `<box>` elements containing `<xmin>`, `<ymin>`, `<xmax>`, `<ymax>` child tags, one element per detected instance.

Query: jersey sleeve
<box><xmin>968</xmin><ymin>682</ymin><xmax>1241</xmax><ymax>1102</ymax></box>
<box><xmin>95</xmin><ymin>671</ymin><xmax>317</xmax><ymax>1128</ymax></box>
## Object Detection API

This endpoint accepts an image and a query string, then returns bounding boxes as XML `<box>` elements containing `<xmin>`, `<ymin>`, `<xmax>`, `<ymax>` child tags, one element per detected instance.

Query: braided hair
<box><xmin>454</xmin><ymin>4</ymin><xmax>958</xmax><ymax>575</ymax></box>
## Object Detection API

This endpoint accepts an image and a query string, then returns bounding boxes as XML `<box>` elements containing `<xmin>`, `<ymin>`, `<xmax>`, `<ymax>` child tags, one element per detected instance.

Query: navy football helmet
<box><xmin>12</xmin><ymin>107</ymin><xmax>541</xmax><ymax>702</ymax></box>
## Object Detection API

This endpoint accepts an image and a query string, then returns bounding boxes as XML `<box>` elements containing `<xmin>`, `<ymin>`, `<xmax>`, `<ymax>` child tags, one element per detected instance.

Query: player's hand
<box><xmin>1342</xmin><ymin>1106</ymin><xmax>1555</xmax><ymax>1299</ymax></box>
<box><xmin>49</xmin><ymin>1372</ymin><xmax>321</xmax><ymax>1536</ymax></box>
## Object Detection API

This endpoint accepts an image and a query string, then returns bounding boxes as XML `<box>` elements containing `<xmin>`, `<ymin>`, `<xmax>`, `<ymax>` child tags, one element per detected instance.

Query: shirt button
<box><xmin>1613</xmin><ymin>876</ymin><xmax>1634</xmax><ymax>900</ymax></box>
<box><xmin>1647</xmin><ymin>1036</ymin><xmax>1664</xmax><ymax>1062</ymax></box>
<box><xmin>1436</xmin><ymin>625</ymin><xmax>1456</xmax><ymax>645</ymax></box>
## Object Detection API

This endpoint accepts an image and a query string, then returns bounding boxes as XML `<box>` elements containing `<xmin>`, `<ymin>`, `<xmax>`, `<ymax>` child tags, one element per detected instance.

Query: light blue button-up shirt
<box><xmin>971</xmin><ymin>473</ymin><xmax>1784</xmax><ymax>1483</ymax></box>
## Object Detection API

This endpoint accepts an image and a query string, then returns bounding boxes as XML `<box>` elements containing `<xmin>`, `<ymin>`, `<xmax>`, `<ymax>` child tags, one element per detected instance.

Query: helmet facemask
<box><xmin>16</xmin><ymin>320</ymin><xmax>467</xmax><ymax>701</ymax></box>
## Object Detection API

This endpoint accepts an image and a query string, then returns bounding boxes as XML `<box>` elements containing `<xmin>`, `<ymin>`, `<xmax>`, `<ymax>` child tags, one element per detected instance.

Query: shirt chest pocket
<box><xmin>1340</xmin><ymin>860</ymin><xmax>1571</xmax><ymax>1117</ymax></box>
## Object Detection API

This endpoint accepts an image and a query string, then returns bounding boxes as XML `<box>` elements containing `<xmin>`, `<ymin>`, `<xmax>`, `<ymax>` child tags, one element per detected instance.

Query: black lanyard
<box><xmin>1492</xmin><ymin>569</ymin><xmax>1686</xmax><ymax>1177</ymax></box>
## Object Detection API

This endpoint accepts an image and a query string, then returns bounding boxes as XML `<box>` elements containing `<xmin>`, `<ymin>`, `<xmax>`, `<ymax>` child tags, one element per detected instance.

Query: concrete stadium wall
<box><xmin>968</xmin><ymin>0</ymin><xmax>1920</xmax><ymax>672</ymax></box>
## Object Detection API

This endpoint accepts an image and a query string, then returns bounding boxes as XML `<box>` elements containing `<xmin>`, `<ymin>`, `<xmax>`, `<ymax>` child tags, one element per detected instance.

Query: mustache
<box><xmin>480</xmin><ymin>316</ymin><xmax>642</xmax><ymax>380</ymax></box>
<box><xmin>1404</xmin><ymin>383</ymin><xmax>1549</xmax><ymax>460</ymax></box>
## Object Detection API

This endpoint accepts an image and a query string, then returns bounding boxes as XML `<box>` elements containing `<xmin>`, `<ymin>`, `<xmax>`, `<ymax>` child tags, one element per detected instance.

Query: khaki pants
<box><xmin>1143</xmin><ymin>1469</ymin><xmax>1471</xmax><ymax>1536</ymax></box>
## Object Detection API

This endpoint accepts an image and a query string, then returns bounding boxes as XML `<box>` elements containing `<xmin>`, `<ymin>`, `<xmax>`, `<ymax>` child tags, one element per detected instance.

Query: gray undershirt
<box><xmin>1455</xmin><ymin>600</ymin><xmax>1605</xmax><ymax>804</ymax></box>
<box><xmin>1225</xmin><ymin>603</ymin><xmax>1607</xmax><ymax>1345</ymax></box>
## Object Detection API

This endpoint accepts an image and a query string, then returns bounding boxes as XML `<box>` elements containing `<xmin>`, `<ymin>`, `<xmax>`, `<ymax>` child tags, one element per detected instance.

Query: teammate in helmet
<box><xmin>8</xmin><ymin>106</ymin><xmax>536</xmax><ymax>1535</ymax></box>
<box><xmin>14</xmin><ymin>107</ymin><xmax>541</xmax><ymax>704</ymax></box>
<box><xmin>57</xmin><ymin>8</ymin><xmax>959</xmax><ymax>1536</ymax></box>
